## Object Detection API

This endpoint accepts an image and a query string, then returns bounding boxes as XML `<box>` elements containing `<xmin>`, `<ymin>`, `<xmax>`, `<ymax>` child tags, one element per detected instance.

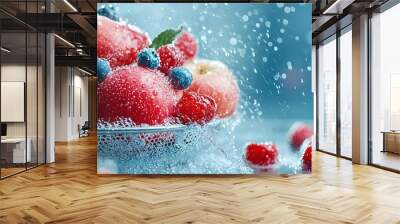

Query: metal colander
<box><xmin>97</xmin><ymin>120</ymin><xmax>222</xmax><ymax>160</ymax></box>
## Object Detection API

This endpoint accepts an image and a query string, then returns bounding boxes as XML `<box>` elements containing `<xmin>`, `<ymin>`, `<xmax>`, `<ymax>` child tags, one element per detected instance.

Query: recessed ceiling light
<box><xmin>63</xmin><ymin>0</ymin><xmax>78</xmax><ymax>12</ymax></box>
<box><xmin>1</xmin><ymin>47</ymin><xmax>11</xmax><ymax>53</ymax></box>
<box><xmin>78</xmin><ymin>67</ymin><xmax>92</xmax><ymax>76</ymax></box>
<box><xmin>54</xmin><ymin>34</ymin><xmax>75</xmax><ymax>48</ymax></box>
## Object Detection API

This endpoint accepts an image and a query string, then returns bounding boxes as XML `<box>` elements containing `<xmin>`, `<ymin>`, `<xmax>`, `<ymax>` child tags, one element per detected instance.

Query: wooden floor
<box><xmin>1</xmin><ymin>136</ymin><xmax>400</xmax><ymax>224</ymax></box>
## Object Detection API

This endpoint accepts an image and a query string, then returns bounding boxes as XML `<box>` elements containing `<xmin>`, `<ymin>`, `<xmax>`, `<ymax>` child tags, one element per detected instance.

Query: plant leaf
<box><xmin>149</xmin><ymin>27</ymin><xmax>183</xmax><ymax>49</ymax></box>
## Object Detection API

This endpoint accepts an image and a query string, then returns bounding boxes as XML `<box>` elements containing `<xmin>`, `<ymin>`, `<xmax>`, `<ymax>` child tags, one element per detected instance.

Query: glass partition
<box><xmin>0</xmin><ymin>1</ymin><xmax>46</xmax><ymax>179</ymax></box>
<box><xmin>1</xmin><ymin>30</ymin><xmax>28</xmax><ymax>177</ymax></box>
<box><xmin>317</xmin><ymin>36</ymin><xmax>337</xmax><ymax>154</ymax></box>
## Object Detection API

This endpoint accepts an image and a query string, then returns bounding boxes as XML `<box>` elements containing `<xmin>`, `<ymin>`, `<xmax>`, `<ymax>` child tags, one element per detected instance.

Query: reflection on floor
<box><xmin>0</xmin><ymin>135</ymin><xmax>400</xmax><ymax>223</ymax></box>
<box><xmin>373</xmin><ymin>150</ymin><xmax>400</xmax><ymax>171</ymax></box>
<box><xmin>0</xmin><ymin>162</ymin><xmax>42</xmax><ymax>178</ymax></box>
<box><xmin>0</xmin><ymin>167</ymin><xmax>25</xmax><ymax>177</ymax></box>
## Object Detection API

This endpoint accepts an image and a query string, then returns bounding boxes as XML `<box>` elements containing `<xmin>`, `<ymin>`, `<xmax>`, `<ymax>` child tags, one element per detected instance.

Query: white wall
<box><xmin>1</xmin><ymin>63</ymin><xmax>46</xmax><ymax>163</ymax></box>
<box><xmin>54</xmin><ymin>67</ymin><xmax>89</xmax><ymax>141</ymax></box>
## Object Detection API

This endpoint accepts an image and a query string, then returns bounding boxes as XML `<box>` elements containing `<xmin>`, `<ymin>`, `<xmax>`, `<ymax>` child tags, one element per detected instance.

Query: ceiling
<box><xmin>0</xmin><ymin>0</ymin><xmax>394</xmax><ymax>74</ymax></box>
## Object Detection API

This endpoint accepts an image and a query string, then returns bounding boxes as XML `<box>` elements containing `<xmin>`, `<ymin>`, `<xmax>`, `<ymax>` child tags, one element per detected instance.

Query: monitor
<box><xmin>1</xmin><ymin>123</ymin><xmax>7</xmax><ymax>137</ymax></box>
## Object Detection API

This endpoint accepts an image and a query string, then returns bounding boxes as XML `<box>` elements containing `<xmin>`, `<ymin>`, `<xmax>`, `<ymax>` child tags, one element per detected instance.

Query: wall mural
<box><xmin>97</xmin><ymin>3</ymin><xmax>313</xmax><ymax>175</ymax></box>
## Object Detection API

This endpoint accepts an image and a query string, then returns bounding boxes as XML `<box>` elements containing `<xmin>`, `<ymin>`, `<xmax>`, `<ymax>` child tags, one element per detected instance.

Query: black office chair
<box><xmin>79</xmin><ymin>121</ymin><xmax>90</xmax><ymax>138</ymax></box>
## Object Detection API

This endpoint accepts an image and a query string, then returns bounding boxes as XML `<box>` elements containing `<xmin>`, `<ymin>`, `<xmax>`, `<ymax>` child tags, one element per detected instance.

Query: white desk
<box><xmin>1</xmin><ymin>138</ymin><xmax>31</xmax><ymax>163</ymax></box>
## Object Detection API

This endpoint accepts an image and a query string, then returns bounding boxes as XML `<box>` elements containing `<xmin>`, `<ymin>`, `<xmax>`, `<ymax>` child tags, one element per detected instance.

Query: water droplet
<box><xmin>277</xmin><ymin>37</ymin><xmax>283</xmax><ymax>44</ymax></box>
<box><xmin>262</xmin><ymin>57</ymin><xmax>268</xmax><ymax>62</ymax></box>
<box><xmin>284</xmin><ymin>6</ymin><xmax>291</xmax><ymax>14</ymax></box>
<box><xmin>282</xmin><ymin>19</ymin><xmax>289</xmax><ymax>26</ymax></box>
<box><xmin>287</xmin><ymin>61</ymin><xmax>293</xmax><ymax>70</ymax></box>
<box><xmin>277</xmin><ymin>3</ymin><xmax>284</xmax><ymax>8</ymax></box>
<box><xmin>265</xmin><ymin>21</ymin><xmax>271</xmax><ymax>28</ymax></box>
<box><xmin>242</xmin><ymin>15</ymin><xmax>249</xmax><ymax>22</ymax></box>
<box><xmin>282</xmin><ymin>73</ymin><xmax>287</xmax><ymax>79</ymax></box>
<box><xmin>229</xmin><ymin>37</ymin><xmax>237</xmax><ymax>45</ymax></box>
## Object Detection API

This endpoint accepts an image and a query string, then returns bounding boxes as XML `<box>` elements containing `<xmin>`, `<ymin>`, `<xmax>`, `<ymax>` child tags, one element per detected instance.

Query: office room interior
<box><xmin>0</xmin><ymin>0</ymin><xmax>400</xmax><ymax>223</ymax></box>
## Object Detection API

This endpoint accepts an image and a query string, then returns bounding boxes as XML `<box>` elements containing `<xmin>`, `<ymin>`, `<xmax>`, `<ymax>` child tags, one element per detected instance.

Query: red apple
<box><xmin>97</xmin><ymin>65</ymin><xmax>181</xmax><ymax>125</ymax></box>
<box><xmin>184</xmin><ymin>59</ymin><xmax>239</xmax><ymax>118</ymax></box>
<box><xmin>97</xmin><ymin>16</ymin><xmax>149</xmax><ymax>68</ymax></box>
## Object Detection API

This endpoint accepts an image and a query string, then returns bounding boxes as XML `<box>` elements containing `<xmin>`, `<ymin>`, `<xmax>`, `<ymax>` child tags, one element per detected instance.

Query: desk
<box><xmin>1</xmin><ymin>138</ymin><xmax>31</xmax><ymax>163</ymax></box>
<box><xmin>382</xmin><ymin>131</ymin><xmax>400</xmax><ymax>154</ymax></box>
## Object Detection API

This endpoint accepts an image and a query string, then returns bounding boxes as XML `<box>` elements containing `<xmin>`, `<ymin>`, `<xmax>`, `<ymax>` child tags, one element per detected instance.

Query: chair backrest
<box><xmin>82</xmin><ymin>121</ymin><xmax>90</xmax><ymax>129</ymax></box>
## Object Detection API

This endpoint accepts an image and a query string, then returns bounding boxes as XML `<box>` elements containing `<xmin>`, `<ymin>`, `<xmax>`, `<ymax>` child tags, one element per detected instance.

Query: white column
<box><xmin>352</xmin><ymin>14</ymin><xmax>369</xmax><ymax>164</ymax></box>
<box><xmin>45</xmin><ymin>0</ymin><xmax>55</xmax><ymax>163</ymax></box>
<box><xmin>46</xmin><ymin>33</ymin><xmax>55</xmax><ymax>163</ymax></box>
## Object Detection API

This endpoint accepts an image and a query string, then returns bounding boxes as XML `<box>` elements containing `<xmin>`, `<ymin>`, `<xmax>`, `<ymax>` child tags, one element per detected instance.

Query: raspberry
<box><xmin>157</xmin><ymin>45</ymin><xmax>184</xmax><ymax>74</ymax></box>
<box><xmin>176</xmin><ymin>91</ymin><xmax>216</xmax><ymax>125</ymax></box>
<box><xmin>288</xmin><ymin>123</ymin><xmax>313</xmax><ymax>150</ymax></box>
<box><xmin>97</xmin><ymin>65</ymin><xmax>180</xmax><ymax>125</ymax></box>
<box><xmin>137</xmin><ymin>48</ymin><xmax>160</xmax><ymax>69</ymax></box>
<box><xmin>302</xmin><ymin>145</ymin><xmax>312</xmax><ymax>172</ymax></box>
<box><xmin>169</xmin><ymin>67</ymin><xmax>192</xmax><ymax>90</ymax></box>
<box><xmin>97</xmin><ymin>16</ymin><xmax>149</xmax><ymax>69</ymax></box>
<box><xmin>245</xmin><ymin>143</ymin><xmax>278</xmax><ymax>168</ymax></box>
<box><xmin>97</xmin><ymin>58</ymin><xmax>111</xmax><ymax>83</ymax></box>
<box><xmin>174</xmin><ymin>31</ymin><xmax>197</xmax><ymax>61</ymax></box>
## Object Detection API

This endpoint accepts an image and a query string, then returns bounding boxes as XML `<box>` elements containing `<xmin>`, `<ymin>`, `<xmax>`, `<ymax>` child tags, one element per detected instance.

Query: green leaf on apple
<box><xmin>149</xmin><ymin>26</ymin><xmax>183</xmax><ymax>50</ymax></box>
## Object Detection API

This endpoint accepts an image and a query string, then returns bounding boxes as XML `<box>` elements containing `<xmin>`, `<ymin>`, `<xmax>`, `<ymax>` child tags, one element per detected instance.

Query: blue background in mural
<box><xmin>108</xmin><ymin>3</ymin><xmax>312</xmax><ymax>119</ymax></box>
<box><xmin>97</xmin><ymin>3</ymin><xmax>313</xmax><ymax>174</ymax></box>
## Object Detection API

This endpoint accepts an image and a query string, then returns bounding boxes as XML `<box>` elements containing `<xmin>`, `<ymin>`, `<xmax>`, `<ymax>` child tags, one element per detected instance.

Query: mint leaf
<box><xmin>149</xmin><ymin>27</ymin><xmax>183</xmax><ymax>49</ymax></box>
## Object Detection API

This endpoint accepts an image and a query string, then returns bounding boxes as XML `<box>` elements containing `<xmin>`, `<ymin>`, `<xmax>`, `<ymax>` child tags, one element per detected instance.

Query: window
<box><xmin>339</xmin><ymin>27</ymin><xmax>352</xmax><ymax>158</ymax></box>
<box><xmin>370</xmin><ymin>3</ymin><xmax>400</xmax><ymax>171</ymax></box>
<box><xmin>317</xmin><ymin>36</ymin><xmax>337</xmax><ymax>154</ymax></box>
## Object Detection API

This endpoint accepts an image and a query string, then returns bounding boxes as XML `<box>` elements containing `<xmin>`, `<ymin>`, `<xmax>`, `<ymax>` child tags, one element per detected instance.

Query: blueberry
<box><xmin>97</xmin><ymin>58</ymin><xmax>111</xmax><ymax>82</ymax></box>
<box><xmin>137</xmin><ymin>48</ymin><xmax>160</xmax><ymax>69</ymax></box>
<box><xmin>97</xmin><ymin>5</ymin><xmax>119</xmax><ymax>21</ymax></box>
<box><xmin>169</xmin><ymin>67</ymin><xmax>193</xmax><ymax>90</ymax></box>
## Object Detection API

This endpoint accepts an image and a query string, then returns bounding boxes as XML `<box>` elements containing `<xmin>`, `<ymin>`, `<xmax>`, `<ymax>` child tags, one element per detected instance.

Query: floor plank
<box><xmin>1</xmin><ymin>135</ymin><xmax>400</xmax><ymax>224</ymax></box>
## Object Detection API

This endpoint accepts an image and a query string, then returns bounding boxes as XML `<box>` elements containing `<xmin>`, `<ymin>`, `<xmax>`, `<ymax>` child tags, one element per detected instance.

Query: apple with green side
<box><xmin>184</xmin><ymin>59</ymin><xmax>240</xmax><ymax>118</ymax></box>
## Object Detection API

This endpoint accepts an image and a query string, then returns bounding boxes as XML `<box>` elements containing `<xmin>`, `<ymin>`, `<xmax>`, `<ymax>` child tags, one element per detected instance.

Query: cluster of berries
<box><xmin>245</xmin><ymin>123</ymin><xmax>313</xmax><ymax>173</ymax></box>
<box><xmin>97</xmin><ymin>14</ymin><xmax>221</xmax><ymax>126</ymax></box>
